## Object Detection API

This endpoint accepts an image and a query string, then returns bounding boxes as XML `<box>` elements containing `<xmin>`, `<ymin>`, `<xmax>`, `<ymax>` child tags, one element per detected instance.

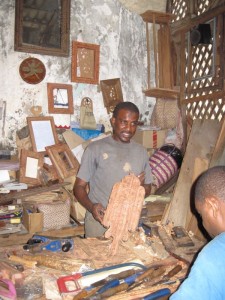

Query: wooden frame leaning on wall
<box><xmin>19</xmin><ymin>149</ymin><xmax>44</xmax><ymax>185</ymax></box>
<box><xmin>27</xmin><ymin>116</ymin><xmax>59</xmax><ymax>154</ymax></box>
<box><xmin>45</xmin><ymin>143</ymin><xmax>80</xmax><ymax>179</ymax></box>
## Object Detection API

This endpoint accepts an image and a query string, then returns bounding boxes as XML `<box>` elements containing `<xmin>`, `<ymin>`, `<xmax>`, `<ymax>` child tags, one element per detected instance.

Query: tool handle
<box><xmin>134</xmin><ymin>267</ymin><xmax>155</xmax><ymax>282</ymax></box>
<box><xmin>97</xmin><ymin>279</ymin><xmax>120</xmax><ymax>294</ymax></box>
<box><xmin>57</xmin><ymin>274</ymin><xmax>81</xmax><ymax>294</ymax></box>
<box><xmin>100</xmin><ymin>282</ymin><xmax>129</xmax><ymax>298</ymax></box>
<box><xmin>73</xmin><ymin>287</ymin><xmax>99</xmax><ymax>300</ymax></box>
<box><xmin>143</xmin><ymin>288</ymin><xmax>171</xmax><ymax>300</ymax></box>
<box><xmin>165</xmin><ymin>265</ymin><xmax>182</xmax><ymax>279</ymax></box>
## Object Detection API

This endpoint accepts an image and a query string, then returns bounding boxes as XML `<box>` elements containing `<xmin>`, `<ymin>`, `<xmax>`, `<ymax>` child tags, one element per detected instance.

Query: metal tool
<box><xmin>73</xmin><ymin>268</ymin><xmax>143</xmax><ymax>299</ymax></box>
<box><xmin>96</xmin><ymin>272</ymin><xmax>142</xmax><ymax>294</ymax></box>
<box><xmin>127</xmin><ymin>266</ymin><xmax>166</xmax><ymax>291</ymax></box>
<box><xmin>152</xmin><ymin>265</ymin><xmax>182</xmax><ymax>286</ymax></box>
<box><xmin>23</xmin><ymin>235</ymin><xmax>74</xmax><ymax>252</ymax></box>
<box><xmin>57</xmin><ymin>273</ymin><xmax>82</xmax><ymax>295</ymax></box>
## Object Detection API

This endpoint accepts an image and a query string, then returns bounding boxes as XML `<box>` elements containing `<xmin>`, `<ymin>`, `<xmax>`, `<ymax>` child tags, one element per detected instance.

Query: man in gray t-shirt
<box><xmin>73</xmin><ymin>102</ymin><xmax>152</xmax><ymax>237</ymax></box>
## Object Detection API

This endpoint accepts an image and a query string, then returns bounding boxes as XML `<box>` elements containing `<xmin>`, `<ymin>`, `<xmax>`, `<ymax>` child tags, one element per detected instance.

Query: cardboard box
<box><xmin>133</xmin><ymin>129</ymin><xmax>167</xmax><ymax>149</ymax></box>
<box><xmin>23</xmin><ymin>207</ymin><xmax>43</xmax><ymax>233</ymax></box>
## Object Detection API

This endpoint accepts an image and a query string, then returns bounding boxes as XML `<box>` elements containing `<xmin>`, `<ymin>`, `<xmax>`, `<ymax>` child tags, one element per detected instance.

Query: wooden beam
<box><xmin>146</xmin><ymin>22</ymin><xmax>151</xmax><ymax>89</ymax></box>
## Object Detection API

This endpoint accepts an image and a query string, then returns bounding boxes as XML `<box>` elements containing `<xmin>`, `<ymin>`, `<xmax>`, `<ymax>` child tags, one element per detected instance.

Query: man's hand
<box><xmin>137</xmin><ymin>171</ymin><xmax>145</xmax><ymax>185</ymax></box>
<box><xmin>137</xmin><ymin>171</ymin><xmax>151</xmax><ymax>197</ymax></box>
<box><xmin>91</xmin><ymin>203</ymin><xmax>105</xmax><ymax>223</ymax></box>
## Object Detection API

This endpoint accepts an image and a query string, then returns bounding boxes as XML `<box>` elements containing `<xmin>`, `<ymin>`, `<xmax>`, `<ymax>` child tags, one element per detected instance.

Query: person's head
<box><xmin>111</xmin><ymin>101</ymin><xmax>139</xmax><ymax>143</ymax></box>
<box><xmin>194</xmin><ymin>166</ymin><xmax>225</xmax><ymax>238</ymax></box>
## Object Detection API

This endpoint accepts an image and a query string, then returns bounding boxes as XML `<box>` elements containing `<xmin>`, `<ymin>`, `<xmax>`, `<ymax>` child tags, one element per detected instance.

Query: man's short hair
<box><xmin>112</xmin><ymin>102</ymin><xmax>139</xmax><ymax>118</ymax></box>
<box><xmin>195</xmin><ymin>166</ymin><xmax>225</xmax><ymax>203</ymax></box>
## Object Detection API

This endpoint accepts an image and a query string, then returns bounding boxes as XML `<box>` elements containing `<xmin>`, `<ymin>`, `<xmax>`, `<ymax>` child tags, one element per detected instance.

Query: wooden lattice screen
<box><xmin>167</xmin><ymin>0</ymin><xmax>225</xmax><ymax>121</ymax></box>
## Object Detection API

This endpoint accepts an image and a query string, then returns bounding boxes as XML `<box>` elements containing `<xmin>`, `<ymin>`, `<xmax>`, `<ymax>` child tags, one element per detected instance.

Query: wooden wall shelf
<box><xmin>144</xmin><ymin>88</ymin><xmax>180</xmax><ymax>99</ymax></box>
<box><xmin>140</xmin><ymin>10</ymin><xmax>175</xmax><ymax>24</ymax></box>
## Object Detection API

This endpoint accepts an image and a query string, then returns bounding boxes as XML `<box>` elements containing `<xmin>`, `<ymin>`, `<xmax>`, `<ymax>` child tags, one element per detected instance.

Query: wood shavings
<box><xmin>102</xmin><ymin>174</ymin><xmax>145</xmax><ymax>255</ymax></box>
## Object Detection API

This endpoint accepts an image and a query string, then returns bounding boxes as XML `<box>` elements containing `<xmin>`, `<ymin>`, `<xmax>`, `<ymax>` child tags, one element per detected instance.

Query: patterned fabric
<box><xmin>149</xmin><ymin>149</ymin><xmax>178</xmax><ymax>188</ymax></box>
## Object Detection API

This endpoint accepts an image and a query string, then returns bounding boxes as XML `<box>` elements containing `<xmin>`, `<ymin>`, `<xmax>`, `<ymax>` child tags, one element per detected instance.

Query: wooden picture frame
<box><xmin>47</xmin><ymin>83</ymin><xmax>74</xmax><ymax>114</ymax></box>
<box><xmin>27</xmin><ymin>116</ymin><xmax>59</xmax><ymax>153</ymax></box>
<box><xmin>19</xmin><ymin>149</ymin><xmax>44</xmax><ymax>185</ymax></box>
<box><xmin>100</xmin><ymin>78</ymin><xmax>123</xmax><ymax>113</ymax></box>
<box><xmin>71</xmin><ymin>41</ymin><xmax>100</xmax><ymax>84</ymax></box>
<box><xmin>45</xmin><ymin>143</ymin><xmax>80</xmax><ymax>179</ymax></box>
<box><xmin>14</xmin><ymin>0</ymin><xmax>70</xmax><ymax>57</ymax></box>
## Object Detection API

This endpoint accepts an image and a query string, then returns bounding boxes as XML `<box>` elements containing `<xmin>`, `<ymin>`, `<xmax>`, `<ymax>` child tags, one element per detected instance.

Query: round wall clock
<box><xmin>19</xmin><ymin>57</ymin><xmax>46</xmax><ymax>84</ymax></box>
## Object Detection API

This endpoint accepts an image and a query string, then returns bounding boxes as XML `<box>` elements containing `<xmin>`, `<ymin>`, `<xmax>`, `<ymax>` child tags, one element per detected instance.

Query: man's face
<box><xmin>195</xmin><ymin>198</ymin><xmax>221</xmax><ymax>238</ymax></box>
<box><xmin>111</xmin><ymin>109</ymin><xmax>139</xmax><ymax>143</ymax></box>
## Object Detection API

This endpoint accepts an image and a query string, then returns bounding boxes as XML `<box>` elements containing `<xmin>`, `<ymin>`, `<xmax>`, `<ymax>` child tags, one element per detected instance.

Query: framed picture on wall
<box><xmin>71</xmin><ymin>41</ymin><xmax>100</xmax><ymax>84</ymax></box>
<box><xmin>14</xmin><ymin>0</ymin><xmax>70</xmax><ymax>57</ymax></box>
<box><xmin>47</xmin><ymin>83</ymin><xmax>74</xmax><ymax>114</ymax></box>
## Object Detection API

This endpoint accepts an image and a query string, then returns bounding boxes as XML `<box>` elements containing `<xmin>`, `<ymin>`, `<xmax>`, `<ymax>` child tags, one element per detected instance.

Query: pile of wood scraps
<box><xmin>0</xmin><ymin>221</ymin><xmax>203</xmax><ymax>300</ymax></box>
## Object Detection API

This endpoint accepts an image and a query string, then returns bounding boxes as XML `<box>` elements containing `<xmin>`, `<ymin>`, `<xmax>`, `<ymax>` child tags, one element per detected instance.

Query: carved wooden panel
<box><xmin>100</xmin><ymin>78</ymin><xmax>123</xmax><ymax>113</ymax></box>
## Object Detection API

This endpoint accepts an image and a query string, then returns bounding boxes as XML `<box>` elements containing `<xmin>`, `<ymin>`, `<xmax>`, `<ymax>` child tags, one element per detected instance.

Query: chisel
<box><xmin>127</xmin><ymin>266</ymin><xmax>166</xmax><ymax>291</ymax></box>
<box><xmin>152</xmin><ymin>265</ymin><xmax>182</xmax><ymax>286</ymax></box>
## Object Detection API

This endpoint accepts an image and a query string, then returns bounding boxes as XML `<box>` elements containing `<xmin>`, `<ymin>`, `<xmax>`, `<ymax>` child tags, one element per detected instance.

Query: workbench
<box><xmin>0</xmin><ymin>223</ymin><xmax>204</xmax><ymax>300</ymax></box>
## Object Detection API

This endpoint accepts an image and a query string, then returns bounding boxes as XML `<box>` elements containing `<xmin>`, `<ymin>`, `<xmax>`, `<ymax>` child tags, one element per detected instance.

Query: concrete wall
<box><xmin>0</xmin><ymin>0</ymin><xmax>155</xmax><ymax>154</ymax></box>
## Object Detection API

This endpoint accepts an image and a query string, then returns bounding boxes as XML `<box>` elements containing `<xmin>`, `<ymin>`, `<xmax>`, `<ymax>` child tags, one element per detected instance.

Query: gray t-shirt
<box><xmin>77</xmin><ymin>136</ymin><xmax>152</xmax><ymax>208</ymax></box>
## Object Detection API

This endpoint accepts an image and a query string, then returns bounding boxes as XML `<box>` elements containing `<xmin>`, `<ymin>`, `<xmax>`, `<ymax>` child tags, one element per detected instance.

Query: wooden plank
<box><xmin>0</xmin><ymin>225</ymin><xmax>84</xmax><ymax>247</ymax></box>
<box><xmin>144</xmin><ymin>88</ymin><xmax>180</xmax><ymax>99</ymax></box>
<box><xmin>158</xmin><ymin>25</ymin><xmax>173</xmax><ymax>89</ymax></box>
<box><xmin>162</xmin><ymin>119</ymin><xmax>221</xmax><ymax>228</ymax></box>
<box><xmin>0</xmin><ymin>182</ymin><xmax>70</xmax><ymax>203</ymax></box>
<box><xmin>186</xmin><ymin>157</ymin><xmax>209</xmax><ymax>240</ymax></box>
<box><xmin>158</xmin><ymin>25</ymin><xmax>170</xmax><ymax>88</ymax></box>
<box><xmin>146</xmin><ymin>22</ymin><xmax>151</xmax><ymax>89</ymax></box>
<box><xmin>152</xmin><ymin>15</ymin><xmax>159</xmax><ymax>87</ymax></box>
<box><xmin>210</xmin><ymin>116</ymin><xmax>225</xmax><ymax>167</ymax></box>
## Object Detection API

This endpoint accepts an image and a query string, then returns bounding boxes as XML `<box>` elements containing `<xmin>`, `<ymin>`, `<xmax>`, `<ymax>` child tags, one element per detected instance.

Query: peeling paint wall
<box><xmin>0</xmin><ymin>0</ymin><xmax>155</xmax><ymax>153</ymax></box>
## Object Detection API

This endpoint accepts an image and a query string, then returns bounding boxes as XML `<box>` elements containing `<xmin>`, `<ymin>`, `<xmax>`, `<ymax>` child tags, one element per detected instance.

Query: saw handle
<box><xmin>57</xmin><ymin>274</ymin><xmax>82</xmax><ymax>294</ymax></box>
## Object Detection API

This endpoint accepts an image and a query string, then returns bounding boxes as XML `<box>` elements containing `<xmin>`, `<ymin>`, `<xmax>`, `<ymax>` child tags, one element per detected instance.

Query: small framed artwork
<box><xmin>14</xmin><ymin>0</ymin><xmax>70</xmax><ymax>57</ymax></box>
<box><xmin>19</xmin><ymin>149</ymin><xmax>44</xmax><ymax>185</ymax></box>
<box><xmin>46</xmin><ymin>143</ymin><xmax>80</xmax><ymax>179</ymax></box>
<box><xmin>100</xmin><ymin>78</ymin><xmax>123</xmax><ymax>113</ymax></box>
<box><xmin>27</xmin><ymin>116</ymin><xmax>59</xmax><ymax>153</ymax></box>
<box><xmin>71</xmin><ymin>41</ymin><xmax>100</xmax><ymax>84</ymax></box>
<box><xmin>47</xmin><ymin>83</ymin><xmax>74</xmax><ymax>114</ymax></box>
